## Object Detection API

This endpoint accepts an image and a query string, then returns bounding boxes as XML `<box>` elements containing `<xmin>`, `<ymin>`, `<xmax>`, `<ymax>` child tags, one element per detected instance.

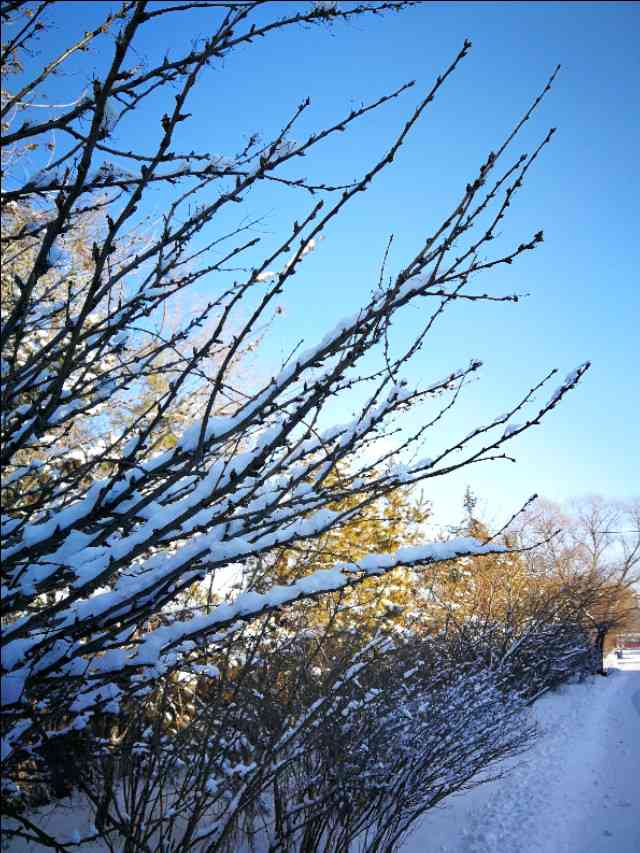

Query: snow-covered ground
<box><xmin>401</xmin><ymin>652</ymin><xmax>640</xmax><ymax>853</ymax></box>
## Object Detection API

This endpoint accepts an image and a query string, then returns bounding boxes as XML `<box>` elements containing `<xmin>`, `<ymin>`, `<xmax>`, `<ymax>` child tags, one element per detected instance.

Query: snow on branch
<box><xmin>1</xmin><ymin>0</ymin><xmax>587</xmax><ymax>793</ymax></box>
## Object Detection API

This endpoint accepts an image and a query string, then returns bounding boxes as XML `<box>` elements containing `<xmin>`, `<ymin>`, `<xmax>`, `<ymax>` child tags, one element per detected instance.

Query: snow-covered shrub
<box><xmin>498</xmin><ymin>621</ymin><xmax>596</xmax><ymax>699</ymax></box>
<box><xmin>437</xmin><ymin>614</ymin><xmax>596</xmax><ymax>702</ymax></box>
<box><xmin>240</xmin><ymin>631</ymin><xmax>535</xmax><ymax>852</ymax></box>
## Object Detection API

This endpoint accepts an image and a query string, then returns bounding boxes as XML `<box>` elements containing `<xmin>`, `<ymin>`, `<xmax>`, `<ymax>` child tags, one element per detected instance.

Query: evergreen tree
<box><xmin>246</xmin><ymin>467</ymin><xmax>430</xmax><ymax>637</ymax></box>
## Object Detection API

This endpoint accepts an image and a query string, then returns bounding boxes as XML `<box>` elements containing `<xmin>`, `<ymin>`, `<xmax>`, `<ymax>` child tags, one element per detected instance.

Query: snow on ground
<box><xmin>401</xmin><ymin>652</ymin><xmax>640</xmax><ymax>853</ymax></box>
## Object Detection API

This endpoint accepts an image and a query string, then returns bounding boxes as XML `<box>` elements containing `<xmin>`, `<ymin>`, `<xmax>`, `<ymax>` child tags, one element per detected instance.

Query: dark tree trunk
<box><xmin>595</xmin><ymin>627</ymin><xmax>607</xmax><ymax>676</ymax></box>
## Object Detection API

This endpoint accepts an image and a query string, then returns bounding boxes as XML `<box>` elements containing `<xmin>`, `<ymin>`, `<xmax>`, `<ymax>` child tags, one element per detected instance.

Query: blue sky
<box><xmin>15</xmin><ymin>1</ymin><xmax>640</xmax><ymax>526</ymax></box>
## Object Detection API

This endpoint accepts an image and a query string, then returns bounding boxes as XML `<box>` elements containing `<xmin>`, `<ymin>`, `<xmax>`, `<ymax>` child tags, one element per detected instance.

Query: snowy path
<box><xmin>402</xmin><ymin>655</ymin><xmax>640</xmax><ymax>853</ymax></box>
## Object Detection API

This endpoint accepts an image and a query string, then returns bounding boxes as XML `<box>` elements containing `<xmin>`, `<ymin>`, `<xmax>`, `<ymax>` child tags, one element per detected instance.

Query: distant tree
<box><xmin>425</xmin><ymin>491</ymin><xmax>532</xmax><ymax>628</ymax></box>
<box><xmin>510</xmin><ymin>495</ymin><xmax>640</xmax><ymax>670</ymax></box>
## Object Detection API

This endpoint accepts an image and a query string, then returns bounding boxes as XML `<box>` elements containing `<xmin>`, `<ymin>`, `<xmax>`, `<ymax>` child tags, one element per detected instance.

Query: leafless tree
<box><xmin>509</xmin><ymin>495</ymin><xmax>640</xmax><ymax>670</ymax></box>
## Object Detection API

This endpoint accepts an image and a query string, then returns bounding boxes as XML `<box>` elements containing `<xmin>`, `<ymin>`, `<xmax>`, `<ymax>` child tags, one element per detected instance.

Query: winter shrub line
<box><xmin>2</xmin><ymin>614</ymin><xmax>594</xmax><ymax>852</ymax></box>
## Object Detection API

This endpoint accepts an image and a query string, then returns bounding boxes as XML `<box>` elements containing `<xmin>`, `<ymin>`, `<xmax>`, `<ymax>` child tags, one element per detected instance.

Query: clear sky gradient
<box><xmin>19</xmin><ymin>1</ymin><xmax>640</xmax><ymax>526</ymax></box>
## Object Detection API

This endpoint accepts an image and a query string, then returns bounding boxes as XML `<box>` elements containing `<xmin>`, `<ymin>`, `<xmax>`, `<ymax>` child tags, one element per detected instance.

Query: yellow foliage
<box><xmin>266</xmin><ymin>468</ymin><xmax>430</xmax><ymax>636</ymax></box>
